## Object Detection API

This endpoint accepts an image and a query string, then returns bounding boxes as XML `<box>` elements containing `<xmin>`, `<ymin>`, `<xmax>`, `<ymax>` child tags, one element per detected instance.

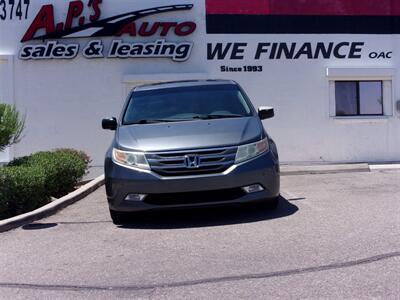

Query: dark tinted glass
<box><xmin>359</xmin><ymin>82</ymin><xmax>383</xmax><ymax>115</ymax></box>
<box><xmin>123</xmin><ymin>84</ymin><xmax>252</xmax><ymax>124</ymax></box>
<box><xmin>335</xmin><ymin>81</ymin><xmax>358</xmax><ymax>116</ymax></box>
<box><xmin>335</xmin><ymin>81</ymin><xmax>383</xmax><ymax>116</ymax></box>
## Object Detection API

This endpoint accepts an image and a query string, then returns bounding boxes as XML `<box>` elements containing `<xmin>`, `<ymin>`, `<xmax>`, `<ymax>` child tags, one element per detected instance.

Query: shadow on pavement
<box><xmin>22</xmin><ymin>223</ymin><xmax>58</xmax><ymax>230</ymax></box>
<box><xmin>118</xmin><ymin>196</ymin><xmax>298</xmax><ymax>230</ymax></box>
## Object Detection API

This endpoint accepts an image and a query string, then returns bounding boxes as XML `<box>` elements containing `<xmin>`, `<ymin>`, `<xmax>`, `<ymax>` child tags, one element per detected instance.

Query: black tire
<box><xmin>109</xmin><ymin>209</ymin><xmax>130</xmax><ymax>225</ymax></box>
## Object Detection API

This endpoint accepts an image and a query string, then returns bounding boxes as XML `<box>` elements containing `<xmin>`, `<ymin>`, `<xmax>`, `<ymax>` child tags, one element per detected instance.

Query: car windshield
<box><xmin>122</xmin><ymin>84</ymin><xmax>253</xmax><ymax>125</ymax></box>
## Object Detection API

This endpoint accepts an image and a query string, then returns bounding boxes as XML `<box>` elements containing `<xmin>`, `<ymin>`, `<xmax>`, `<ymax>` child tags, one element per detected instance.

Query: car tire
<box><xmin>109</xmin><ymin>209</ymin><xmax>130</xmax><ymax>225</ymax></box>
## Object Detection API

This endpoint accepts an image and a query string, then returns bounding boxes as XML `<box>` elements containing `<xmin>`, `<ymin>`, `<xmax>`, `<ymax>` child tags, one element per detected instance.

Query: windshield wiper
<box><xmin>125</xmin><ymin>114</ymin><xmax>245</xmax><ymax>125</ymax></box>
<box><xmin>126</xmin><ymin>119</ymin><xmax>192</xmax><ymax>125</ymax></box>
<box><xmin>207</xmin><ymin>114</ymin><xmax>244</xmax><ymax>119</ymax></box>
<box><xmin>192</xmin><ymin>114</ymin><xmax>244</xmax><ymax>120</ymax></box>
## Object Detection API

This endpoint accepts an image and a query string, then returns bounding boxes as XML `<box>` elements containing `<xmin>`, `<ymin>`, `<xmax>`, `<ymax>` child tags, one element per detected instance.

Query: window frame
<box><xmin>335</xmin><ymin>80</ymin><xmax>384</xmax><ymax>117</ymax></box>
<box><xmin>326</xmin><ymin>68</ymin><xmax>394</xmax><ymax>120</ymax></box>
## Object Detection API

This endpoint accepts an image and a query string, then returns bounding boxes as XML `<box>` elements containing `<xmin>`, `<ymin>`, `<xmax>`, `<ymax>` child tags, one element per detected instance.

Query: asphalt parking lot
<box><xmin>0</xmin><ymin>170</ymin><xmax>399</xmax><ymax>299</ymax></box>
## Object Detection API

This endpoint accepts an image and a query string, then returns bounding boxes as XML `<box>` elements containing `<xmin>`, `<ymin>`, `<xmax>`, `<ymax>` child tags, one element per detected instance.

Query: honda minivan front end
<box><xmin>102</xmin><ymin>80</ymin><xmax>280</xmax><ymax>224</ymax></box>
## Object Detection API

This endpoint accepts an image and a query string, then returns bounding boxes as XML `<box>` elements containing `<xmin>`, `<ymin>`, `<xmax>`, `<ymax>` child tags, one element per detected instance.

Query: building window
<box><xmin>335</xmin><ymin>81</ymin><xmax>383</xmax><ymax>116</ymax></box>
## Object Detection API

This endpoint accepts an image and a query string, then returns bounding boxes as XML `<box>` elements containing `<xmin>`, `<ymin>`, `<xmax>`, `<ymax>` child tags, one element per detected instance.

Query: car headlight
<box><xmin>235</xmin><ymin>138</ymin><xmax>269</xmax><ymax>164</ymax></box>
<box><xmin>112</xmin><ymin>148</ymin><xmax>150</xmax><ymax>170</ymax></box>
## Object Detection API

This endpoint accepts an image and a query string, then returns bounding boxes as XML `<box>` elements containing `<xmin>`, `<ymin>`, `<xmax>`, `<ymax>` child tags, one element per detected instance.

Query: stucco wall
<box><xmin>1</xmin><ymin>0</ymin><xmax>399</xmax><ymax>165</ymax></box>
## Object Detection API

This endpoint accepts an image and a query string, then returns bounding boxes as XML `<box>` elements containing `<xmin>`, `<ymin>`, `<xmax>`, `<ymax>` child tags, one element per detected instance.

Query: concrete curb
<box><xmin>281</xmin><ymin>163</ymin><xmax>371</xmax><ymax>176</ymax></box>
<box><xmin>0</xmin><ymin>175</ymin><xmax>105</xmax><ymax>233</ymax></box>
<box><xmin>369</xmin><ymin>164</ymin><xmax>400</xmax><ymax>171</ymax></box>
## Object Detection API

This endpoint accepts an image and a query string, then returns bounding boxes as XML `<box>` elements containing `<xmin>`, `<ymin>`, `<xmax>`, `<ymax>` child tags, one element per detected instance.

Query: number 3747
<box><xmin>0</xmin><ymin>0</ymin><xmax>30</xmax><ymax>21</ymax></box>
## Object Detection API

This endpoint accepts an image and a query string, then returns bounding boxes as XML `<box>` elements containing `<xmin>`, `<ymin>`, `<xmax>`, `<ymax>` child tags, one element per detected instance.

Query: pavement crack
<box><xmin>0</xmin><ymin>251</ymin><xmax>399</xmax><ymax>292</ymax></box>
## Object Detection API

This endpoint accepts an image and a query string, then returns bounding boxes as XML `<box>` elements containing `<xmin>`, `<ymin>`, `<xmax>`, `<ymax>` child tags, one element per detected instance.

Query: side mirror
<box><xmin>102</xmin><ymin>117</ymin><xmax>117</xmax><ymax>130</ymax></box>
<box><xmin>258</xmin><ymin>107</ymin><xmax>274</xmax><ymax>120</ymax></box>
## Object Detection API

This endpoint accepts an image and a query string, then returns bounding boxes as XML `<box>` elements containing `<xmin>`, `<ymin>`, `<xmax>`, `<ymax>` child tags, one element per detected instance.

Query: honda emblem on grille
<box><xmin>184</xmin><ymin>155</ymin><xmax>200</xmax><ymax>169</ymax></box>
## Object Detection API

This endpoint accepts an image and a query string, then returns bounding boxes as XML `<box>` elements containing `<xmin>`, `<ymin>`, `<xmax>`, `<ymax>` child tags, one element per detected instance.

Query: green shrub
<box><xmin>0</xmin><ymin>165</ymin><xmax>49</xmax><ymax>219</ymax></box>
<box><xmin>55</xmin><ymin>148</ymin><xmax>92</xmax><ymax>170</ymax></box>
<box><xmin>1</xmin><ymin>149</ymin><xmax>90</xmax><ymax>219</ymax></box>
<box><xmin>10</xmin><ymin>150</ymin><xmax>89</xmax><ymax>198</ymax></box>
<box><xmin>0</xmin><ymin>104</ymin><xmax>25</xmax><ymax>151</ymax></box>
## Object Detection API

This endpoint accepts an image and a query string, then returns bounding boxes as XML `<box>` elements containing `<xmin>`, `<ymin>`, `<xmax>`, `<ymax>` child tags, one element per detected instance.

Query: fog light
<box><xmin>124</xmin><ymin>194</ymin><xmax>147</xmax><ymax>201</ymax></box>
<box><xmin>242</xmin><ymin>184</ymin><xmax>264</xmax><ymax>194</ymax></box>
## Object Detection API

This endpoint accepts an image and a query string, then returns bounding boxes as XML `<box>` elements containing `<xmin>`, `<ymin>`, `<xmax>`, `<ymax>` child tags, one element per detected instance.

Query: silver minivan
<box><xmin>102</xmin><ymin>80</ymin><xmax>280</xmax><ymax>224</ymax></box>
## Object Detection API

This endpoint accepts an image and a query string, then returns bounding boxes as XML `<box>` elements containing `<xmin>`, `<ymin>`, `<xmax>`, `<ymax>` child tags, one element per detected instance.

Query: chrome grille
<box><xmin>146</xmin><ymin>146</ymin><xmax>237</xmax><ymax>176</ymax></box>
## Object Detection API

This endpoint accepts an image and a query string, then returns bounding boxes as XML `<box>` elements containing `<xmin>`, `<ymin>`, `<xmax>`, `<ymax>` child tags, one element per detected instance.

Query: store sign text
<box><xmin>19</xmin><ymin>1</ymin><xmax>196</xmax><ymax>61</ymax></box>
<box><xmin>207</xmin><ymin>42</ymin><xmax>392</xmax><ymax>60</ymax></box>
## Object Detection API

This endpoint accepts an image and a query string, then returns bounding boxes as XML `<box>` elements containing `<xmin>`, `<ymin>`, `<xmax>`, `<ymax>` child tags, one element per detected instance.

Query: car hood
<box><xmin>116</xmin><ymin>117</ymin><xmax>263</xmax><ymax>152</ymax></box>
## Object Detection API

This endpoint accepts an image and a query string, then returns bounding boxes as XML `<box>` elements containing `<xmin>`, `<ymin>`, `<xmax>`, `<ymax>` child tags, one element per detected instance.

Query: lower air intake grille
<box><xmin>144</xmin><ymin>188</ymin><xmax>246</xmax><ymax>205</ymax></box>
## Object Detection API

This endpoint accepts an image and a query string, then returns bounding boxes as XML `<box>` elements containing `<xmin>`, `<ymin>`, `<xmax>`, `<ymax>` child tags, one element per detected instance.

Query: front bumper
<box><xmin>105</xmin><ymin>151</ymin><xmax>280</xmax><ymax>212</ymax></box>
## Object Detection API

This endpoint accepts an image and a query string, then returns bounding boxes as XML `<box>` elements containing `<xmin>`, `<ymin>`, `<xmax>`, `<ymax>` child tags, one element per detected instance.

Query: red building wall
<box><xmin>205</xmin><ymin>0</ymin><xmax>400</xmax><ymax>34</ymax></box>
<box><xmin>206</xmin><ymin>0</ymin><xmax>400</xmax><ymax>15</ymax></box>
